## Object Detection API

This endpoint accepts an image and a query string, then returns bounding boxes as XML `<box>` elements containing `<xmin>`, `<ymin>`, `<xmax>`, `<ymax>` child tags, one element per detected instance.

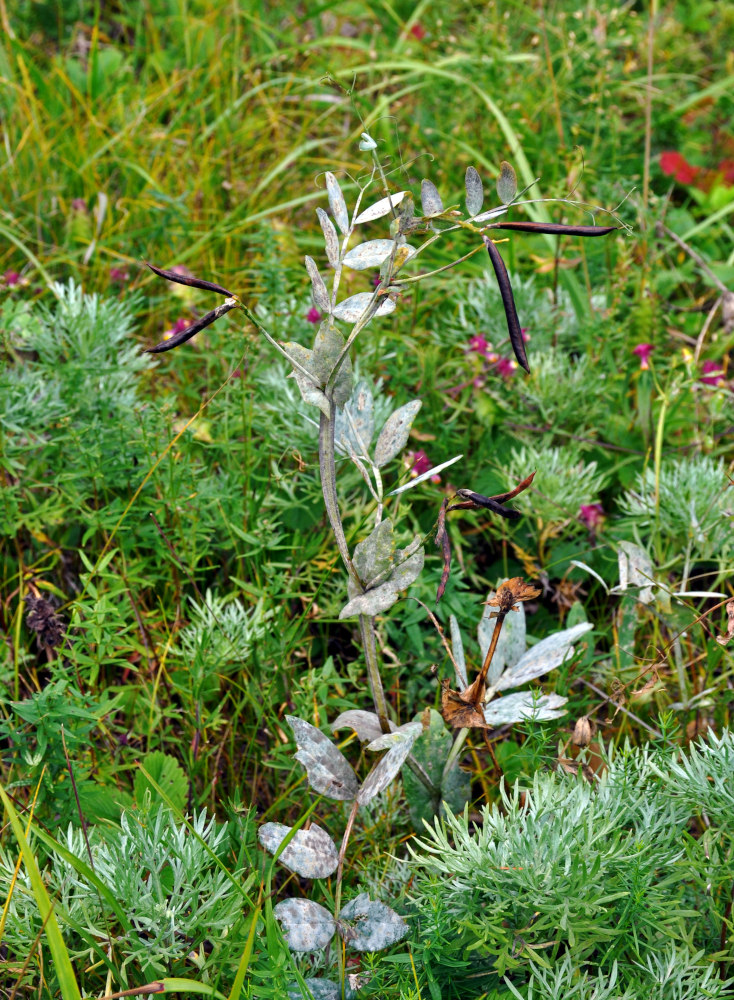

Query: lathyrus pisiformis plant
<box><xmin>144</xmin><ymin>131</ymin><xmax>618</xmax><ymax>998</ymax></box>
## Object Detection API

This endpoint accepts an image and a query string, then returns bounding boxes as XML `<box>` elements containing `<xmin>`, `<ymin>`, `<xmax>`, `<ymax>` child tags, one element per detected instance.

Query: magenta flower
<box><xmin>407</xmin><ymin>450</ymin><xmax>441</xmax><ymax>483</ymax></box>
<box><xmin>633</xmin><ymin>343</ymin><xmax>654</xmax><ymax>370</ymax></box>
<box><xmin>372</xmin><ymin>274</ymin><xmax>382</xmax><ymax>288</ymax></box>
<box><xmin>3</xmin><ymin>271</ymin><xmax>21</xmax><ymax>286</ymax></box>
<box><xmin>468</xmin><ymin>334</ymin><xmax>490</xmax><ymax>355</ymax></box>
<box><xmin>579</xmin><ymin>503</ymin><xmax>604</xmax><ymax>530</ymax></box>
<box><xmin>71</xmin><ymin>198</ymin><xmax>88</xmax><ymax>212</ymax></box>
<box><xmin>109</xmin><ymin>266</ymin><xmax>129</xmax><ymax>285</ymax></box>
<box><xmin>162</xmin><ymin>317</ymin><xmax>192</xmax><ymax>342</ymax></box>
<box><xmin>306</xmin><ymin>307</ymin><xmax>322</xmax><ymax>324</ymax></box>
<box><xmin>495</xmin><ymin>357</ymin><xmax>517</xmax><ymax>378</ymax></box>
<box><xmin>700</xmin><ymin>360</ymin><xmax>726</xmax><ymax>386</ymax></box>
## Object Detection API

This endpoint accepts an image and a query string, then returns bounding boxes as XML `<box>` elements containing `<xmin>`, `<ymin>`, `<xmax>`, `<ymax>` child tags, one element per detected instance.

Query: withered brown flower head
<box><xmin>486</xmin><ymin>577</ymin><xmax>541</xmax><ymax>614</ymax></box>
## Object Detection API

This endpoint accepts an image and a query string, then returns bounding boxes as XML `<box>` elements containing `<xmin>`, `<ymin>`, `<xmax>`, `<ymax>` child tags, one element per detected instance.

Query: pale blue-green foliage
<box><xmin>0</xmin><ymin>806</ymin><xmax>249</xmax><ymax>981</ymax></box>
<box><xmin>406</xmin><ymin>732</ymin><xmax>734</xmax><ymax>999</ymax></box>
<box><xmin>176</xmin><ymin>589</ymin><xmax>274</xmax><ymax>682</ymax></box>
<box><xmin>506</xmin><ymin>442</ymin><xmax>608</xmax><ymax>524</ymax></box>
<box><xmin>617</xmin><ymin>456</ymin><xmax>731</xmax><ymax>563</ymax></box>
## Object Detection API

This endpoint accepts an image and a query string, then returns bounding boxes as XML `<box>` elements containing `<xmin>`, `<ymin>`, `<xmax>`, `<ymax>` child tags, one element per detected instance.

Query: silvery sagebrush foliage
<box><xmin>143</xmin><ymin>131</ymin><xmax>618</xmax><ymax>995</ymax></box>
<box><xmin>405</xmin><ymin>730</ymin><xmax>734</xmax><ymax>1000</ymax></box>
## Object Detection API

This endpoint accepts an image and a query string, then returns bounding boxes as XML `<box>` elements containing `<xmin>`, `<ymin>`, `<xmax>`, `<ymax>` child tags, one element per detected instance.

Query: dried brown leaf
<box><xmin>716</xmin><ymin>598</ymin><xmax>734</xmax><ymax>645</ymax></box>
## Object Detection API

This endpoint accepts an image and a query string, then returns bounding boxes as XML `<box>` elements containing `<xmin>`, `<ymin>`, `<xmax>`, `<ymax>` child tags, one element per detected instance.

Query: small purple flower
<box><xmin>633</xmin><ymin>343</ymin><xmax>654</xmax><ymax>370</ymax></box>
<box><xmin>495</xmin><ymin>357</ymin><xmax>517</xmax><ymax>378</ymax></box>
<box><xmin>579</xmin><ymin>503</ymin><xmax>604</xmax><ymax>530</ymax></box>
<box><xmin>700</xmin><ymin>360</ymin><xmax>725</xmax><ymax>386</ymax></box>
<box><xmin>306</xmin><ymin>307</ymin><xmax>322</xmax><ymax>324</ymax></box>
<box><xmin>468</xmin><ymin>334</ymin><xmax>490</xmax><ymax>356</ymax></box>
<box><xmin>71</xmin><ymin>198</ymin><xmax>88</xmax><ymax>212</ymax></box>
<box><xmin>407</xmin><ymin>450</ymin><xmax>441</xmax><ymax>483</ymax></box>
<box><xmin>3</xmin><ymin>271</ymin><xmax>21</xmax><ymax>286</ymax></box>
<box><xmin>372</xmin><ymin>274</ymin><xmax>382</xmax><ymax>288</ymax></box>
<box><xmin>109</xmin><ymin>266</ymin><xmax>130</xmax><ymax>285</ymax></box>
<box><xmin>162</xmin><ymin>317</ymin><xmax>191</xmax><ymax>342</ymax></box>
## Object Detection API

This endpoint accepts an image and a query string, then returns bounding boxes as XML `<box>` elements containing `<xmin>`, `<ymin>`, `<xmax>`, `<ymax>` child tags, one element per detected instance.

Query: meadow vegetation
<box><xmin>1</xmin><ymin>1</ymin><xmax>733</xmax><ymax>998</ymax></box>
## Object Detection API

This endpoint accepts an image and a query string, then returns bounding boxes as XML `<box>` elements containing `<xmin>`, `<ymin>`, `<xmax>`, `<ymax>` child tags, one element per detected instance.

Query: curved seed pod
<box><xmin>144</xmin><ymin>261</ymin><xmax>234</xmax><ymax>297</ymax></box>
<box><xmin>147</xmin><ymin>299</ymin><xmax>238</xmax><ymax>353</ymax></box>
<box><xmin>489</xmin><ymin>221</ymin><xmax>618</xmax><ymax>237</ymax></box>
<box><xmin>482</xmin><ymin>236</ymin><xmax>530</xmax><ymax>373</ymax></box>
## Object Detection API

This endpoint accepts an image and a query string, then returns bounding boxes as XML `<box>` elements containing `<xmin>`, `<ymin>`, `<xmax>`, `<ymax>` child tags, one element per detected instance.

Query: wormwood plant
<box><xmin>143</xmin><ymin>132</ymin><xmax>618</xmax><ymax>996</ymax></box>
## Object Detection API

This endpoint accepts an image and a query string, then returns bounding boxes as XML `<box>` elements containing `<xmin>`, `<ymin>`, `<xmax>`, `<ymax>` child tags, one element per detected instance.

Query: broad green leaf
<box><xmin>274</xmin><ymin>897</ymin><xmax>336</xmax><ymax>952</ymax></box>
<box><xmin>286</xmin><ymin>716</ymin><xmax>358</xmax><ymax>801</ymax></box>
<box><xmin>354</xmin><ymin>191</ymin><xmax>407</xmax><ymax>225</ymax></box>
<box><xmin>258</xmin><ymin>823</ymin><xmax>339</xmax><ymax>879</ymax></box>
<box><xmin>483</xmin><ymin>692</ymin><xmax>567</xmax><ymax>725</ymax></box>
<box><xmin>304</xmin><ymin>256</ymin><xmax>330</xmax><ymax>313</ymax></box>
<box><xmin>338</xmin><ymin>544</ymin><xmax>424</xmax><ymax>620</ymax></box>
<box><xmin>374</xmin><ymin>399</ymin><xmax>422</xmax><ymax>467</ymax></box>
<box><xmin>353</xmin><ymin>518</ymin><xmax>395</xmax><ymax>586</ymax></box>
<box><xmin>365</xmin><ymin>720</ymin><xmax>423</xmax><ymax>752</ymax></box>
<box><xmin>134</xmin><ymin>751</ymin><xmax>187</xmax><ymax>812</ymax></box>
<box><xmin>402</xmin><ymin>709</ymin><xmax>471</xmax><ymax>830</ymax></box>
<box><xmin>316</xmin><ymin>207</ymin><xmax>340</xmax><ymax>268</ymax></box>
<box><xmin>420</xmin><ymin>179</ymin><xmax>443</xmax><ymax>216</ymax></box>
<box><xmin>282</xmin><ymin>342</ymin><xmax>330</xmax><ymax>417</ymax></box>
<box><xmin>496</xmin><ymin>161</ymin><xmax>518</xmax><ymax>204</ymax></box>
<box><xmin>338</xmin><ymin>893</ymin><xmax>409</xmax><ymax>951</ymax></box>
<box><xmin>465</xmin><ymin>166</ymin><xmax>484</xmax><ymax>216</ymax></box>
<box><xmin>333</xmin><ymin>292</ymin><xmax>396</xmax><ymax>323</ymax></box>
<box><xmin>325</xmin><ymin>171</ymin><xmax>349</xmax><ymax>234</ymax></box>
<box><xmin>358</xmin><ymin>733</ymin><xmax>417</xmax><ymax>805</ymax></box>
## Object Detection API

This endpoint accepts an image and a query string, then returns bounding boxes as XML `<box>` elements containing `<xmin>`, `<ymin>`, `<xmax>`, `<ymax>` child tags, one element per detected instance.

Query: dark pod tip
<box><xmin>146</xmin><ymin>300</ymin><xmax>237</xmax><ymax>353</ymax></box>
<box><xmin>482</xmin><ymin>236</ymin><xmax>530</xmax><ymax>374</ymax></box>
<box><xmin>488</xmin><ymin>222</ymin><xmax>619</xmax><ymax>237</ymax></box>
<box><xmin>144</xmin><ymin>260</ymin><xmax>235</xmax><ymax>298</ymax></box>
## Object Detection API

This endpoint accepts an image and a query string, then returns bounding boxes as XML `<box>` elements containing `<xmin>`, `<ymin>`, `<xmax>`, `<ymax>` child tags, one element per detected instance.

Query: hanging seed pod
<box><xmin>146</xmin><ymin>299</ymin><xmax>238</xmax><ymax>353</ymax></box>
<box><xmin>482</xmin><ymin>236</ymin><xmax>530</xmax><ymax>374</ymax></box>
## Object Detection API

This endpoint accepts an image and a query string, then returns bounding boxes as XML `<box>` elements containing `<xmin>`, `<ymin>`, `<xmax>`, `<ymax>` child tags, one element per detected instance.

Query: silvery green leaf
<box><xmin>311</xmin><ymin>319</ymin><xmax>352</xmax><ymax>406</ymax></box>
<box><xmin>338</xmin><ymin>893</ymin><xmax>409</xmax><ymax>952</ymax></box>
<box><xmin>258</xmin><ymin>822</ymin><xmax>339</xmax><ymax>879</ymax></box>
<box><xmin>333</xmin><ymin>292</ymin><xmax>396</xmax><ymax>323</ymax></box>
<box><xmin>338</xmin><ymin>546</ymin><xmax>424</xmax><ymax>619</ymax></box>
<box><xmin>305</xmin><ymin>256</ymin><xmax>331</xmax><ymax>313</ymax></box>
<box><xmin>359</xmin><ymin>131</ymin><xmax>377</xmax><ymax>151</ymax></box>
<box><xmin>450</xmin><ymin>615</ymin><xmax>468</xmax><ymax>689</ymax></box>
<box><xmin>325</xmin><ymin>171</ymin><xmax>349</xmax><ymax>235</ymax></box>
<box><xmin>358</xmin><ymin>729</ymin><xmax>420</xmax><ymax>804</ymax></box>
<box><xmin>288</xmin><ymin>978</ymin><xmax>354</xmax><ymax>1000</ymax></box>
<box><xmin>353</xmin><ymin>519</ymin><xmax>395</xmax><ymax>585</ymax></box>
<box><xmin>332</xmin><ymin>710</ymin><xmax>396</xmax><ymax>743</ymax></box>
<box><xmin>316</xmin><ymin>208</ymin><xmax>340</xmax><ymax>269</ymax></box>
<box><xmin>479</xmin><ymin>589</ymin><xmax>526</xmax><ymax>684</ymax></box>
<box><xmin>495</xmin><ymin>622</ymin><xmax>592</xmax><ymax>692</ymax></box>
<box><xmin>465</xmin><ymin>166</ymin><xmax>484</xmax><ymax>216</ymax></box>
<box><xmin>386</xmin><ymin>453</ymin><xmax>463</xmax><ymax>496</ymax></box>
<box><xmin>286</xmin><ymin>716</ymin><xmax>359</xmax><ymax>801</ymax></box>
<box><xmin>617</xmin><ymin>541</ymin><xmax>655</xmax><ymax>605</ymax></box>
<box><xmin>343</xmin><ymin>240</ymin><xmax>400</xmax><ymax>271</ymax></box>
<box><xmin>374</xmin><ymin>399</ymin><xmax>422</xmax><ymax>467</ymax></box>
<box><xmin>390</xmin><ymin>543</ymin><xmax>424</xmax><ymax>589</ymax></box>
<box><xmin>283</xmin><ymin>342</ymin><xmax>330</xmax><ymax>417</ymax></box>
<box><xmin>496</xmin><ymin>161</ymin><xmax>518</xmax><ymax>204</ymax></box>
<box><xmin>354</xmin><ymin>191</ymin><xmax>407</xmax><ymax>225</ymax></box>
<box><xmin>334</xmin><ymin>379</ymin><xmax>374</xmax><ymax>455</ymax></box>
<box><xmin>420</xmin><ymin>179</ymin><xmax>443</xmax><ymax>216</ymax></box>
<box><xmin>274</xmin><ymin>898</ymin><xmax>336</xmax><ymax>952</ymax></box>
<box><xmin>570</xmin><ymin>559</ymin><xmax>610</xmax><ymax>594</ymax></box>
<box><xmin>483</xmin><ymin>692</ymin><xmax>567</xmax><ymax>725</ymax></box>
<box><xmin>402</xmin><ymin>709</ymin><xmax>470</xmax><ymax>831</ymax></box>
<box><xmin>366</xmin><ymin>721</ymin><xmax>423</xmax><ymax>752</ymax></box>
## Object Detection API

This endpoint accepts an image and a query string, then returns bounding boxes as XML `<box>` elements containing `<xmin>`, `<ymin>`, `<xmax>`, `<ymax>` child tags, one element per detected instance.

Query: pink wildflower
<box><xmin>579</xmin><ymin>503</ymin><xmax>604</xmax><ymax>530</ymax></box>
<box><xmin>407</xmin><ymin>450</ymin><xmax>440</xmax><ymax>483</ymax></box>
<box><xmin>633</xmin><ymin>343</ymin><xmax>654</xmax><ymax>370</ymax></box>
<box><xmin>109</xmin><ymin>267</ymin><xmax>129</xmax><ymax>284</ymax></box>
<box><xmin>162</xmin><ymin>317</ymin><xmax>191</xmax><ymax>342</ymax></box>
<box><xmin>71</xmin><ymin>198</ymin><xmax>88</xmax><ymax>212</ymax></box>
<box><xmin>660</xmin><ymin>151</ymin><xmax>700</xmax><ymax>186</ymax></box>
<box><xmin>468</xmin><ymin>334</ymin><xmax>490</xmax><ymax>355</ymax></box>
<box><xmin>3</xmin><ymin>271</ymin><xmax>21</xmax><ymax>286</ymax></box>
<box><xmin>410</xmin><ymin>23</ymin><xmax>426</xmax><ymax>40</ymax></box>
<box><xmin>372</xmin><ymin>274</ymin><xmax>382</xmax><ymax>287</ymax></box>
<box><xmin>495</xmin><ymin>357</ymin><xmax>517</xmax><ymax>378</ymax></box>
<box><xmin>306</xmin><ymin>307</ymin><xmax>322</xmax><ymax>324</ymax></box>
<box><xmin>700</xmin><ymin>360</ymin><xmax>726</xmax><ymax>386</ymax></box>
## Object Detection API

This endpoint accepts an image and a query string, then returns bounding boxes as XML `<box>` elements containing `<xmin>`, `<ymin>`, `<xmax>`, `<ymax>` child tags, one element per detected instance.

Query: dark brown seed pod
<box><xmin>487</xmin><ymin>221</ymin><xmax>619</xmax><ymax>238</ymax></box>
<box><xmin>144</xmin><ymin>260</ymin><xmax>235</xmax><ymax>297</ymax></box>
<box><xmin>147</xmin><ymin>300</ymin><xmax>238</xmax><ymax>353</ymax></box>
<box><xmin>451</xmin><ymin>489</ymin><xmax>523</xmax><ymax>520</ymax></box>
<box><xmin>482</xmin><ymin>236</ymin><xmax>530</xmax><ymax>374</ymax></box>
